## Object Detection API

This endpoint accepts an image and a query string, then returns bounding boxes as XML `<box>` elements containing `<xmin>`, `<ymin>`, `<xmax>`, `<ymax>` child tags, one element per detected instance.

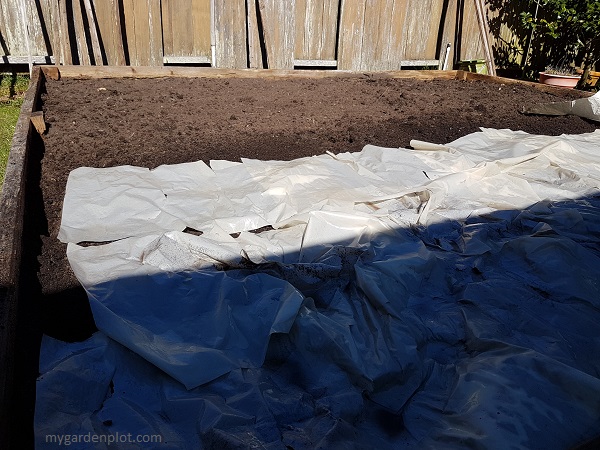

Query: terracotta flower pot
<box><xmin>538</xmin><ymin>72</ymin><xmax>581</xmax><ymax>89</ymax></box>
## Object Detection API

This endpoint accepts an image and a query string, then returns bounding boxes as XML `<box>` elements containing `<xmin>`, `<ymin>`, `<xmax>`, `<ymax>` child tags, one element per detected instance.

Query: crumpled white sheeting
<box><xmin>58</xmin><ymin>128</ymin><xmax>600</xmax><ymax>243</ymax></box>
<box><xmin>37</xmin><ymin>128</ymin><xmax>600</xmax><ymax>448</ymax></box>
<box><xmin>68</xmin><ymin>238</ymin><xmax>304</xmax><ymax>389</ymax></box>
<box><xmin>523</xmin><ymin>90</ymin><xmax>600</xmax><ymax>122</ymax></box>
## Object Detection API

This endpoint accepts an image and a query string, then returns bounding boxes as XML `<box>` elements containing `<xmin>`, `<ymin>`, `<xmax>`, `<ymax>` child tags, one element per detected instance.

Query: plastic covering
<box><xmin>523</xmin><ymin>90</ymin><xmax>600</xmax><ymax>122</ymax></box>
<box><xmin>37</xmin><ymin>128</ymin><xmax>600</xmax><ymax>448</ymax></box>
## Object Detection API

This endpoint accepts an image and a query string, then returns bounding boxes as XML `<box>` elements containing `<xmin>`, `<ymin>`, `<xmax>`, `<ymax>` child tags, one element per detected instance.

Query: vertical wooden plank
<box><xmin>247</xmin><ymin>0</ymin><xmax>264</xmax><ymax>68</ymax></box>
<box><xmin>112</xmin><ymin>0</ymin><xmax>126</xmax><ymax>65</ymax></box>
<box><xmin>257</xmin><ymin>0</ymin><xmax>294</xmax><ymax>69</ymax></box>
<box><xmin>122</xmin><ymin>0</ymin><xmax>162</xmax><ymax>66</ymax></box>
<box><xmin>162</xmin><ymin>0</ymin><xmax>210</xmax><ymax>61</ymax></box>
<box><xmin>191</xmin><ymin>0</ymin><xmax>211</xmax><ymax>59</ymax></box>
<box><xmin>0</xmin><ymin>0</ymin><xmax>23</xmax><ymax>56</ymax></box>
<box><xmin>213</xmin><ymin>0</ymin><xmax>247</xmax><ymax>68</ymax></box>
<box><xmin>147</xmin><ymin>0</ymin><xmax>163</xmax><ymax>65</ymax></box>
<box><xmin>121</xmin><ymin>0</ymin><xmax>137</xmax><ymax>64</ymax></box>
<box><xmin>18</xmin><ymin>0</ymin><xmax>33</xmax><ymax>72</ymax></box>
<box><xmin>92</xmin><ymin>0</ymin><xmax>126</xmax><ymax>65</ymax></box>
<box><xmin>133</xmin><ymin>0</ymin><xmax>150</xmax><ymax>65</ymax></box>
<box><xmin>172</xmin><ymin>0</ymin><xmax>194</xmax><ymax>57</ymax></box>
<box><xmin>460</xmin><ymin>0</ymin><xmax>483</xmax><ymax>60</ymax></box>
<box><xmin>295</xmin><ymin>0</ymin><xmax>339</xmax><ymax>61</ymax></box>
<box><xmin>38</xmin><ymin>0</ymin><xmax>54</xmax><ymax>56</ymax></box>
<box><xmin>47</xmin><ymin>0</ymin><xmax>64</xmax><ymax>63</ymax></box>
<box><xmin>440</xmin><ymin>0</ymin><xmax>457</xmax><ymax>68</ymax></box>
<box><xmin>83</xmin><ymin>0</ymin><xmax>103</xmax><ymax>64</ymax></box>
<box><xmin>425</xmin><ymin>0</ymin><xmax>445</xmax><ymax>59</ymax></box>
<box><xmin>0</xmin><ymin>2</ymin><xmax>7</xmax><ymax>56</ymax></box>
<box><xmin>58</xmin><ymin>0</ymin><xmax>72</xmax><ymax>64</ymax></box>
<box><xmin>24</xmin><ymin>0</ymin><xmax>46</xmax><ymax>59</ymax></box>
<box><xmin>362</xmin><ymin>0</ymin><xmax>395</xmax><ymax>70</ymax></box>
<box><xmin>387</xmin><ymin>0</ymin><xmax>409</xmax><ymax>68</ymax></box>
<box><xmin>360</xmin><ymin>0</ymin><xmax>380</xmax><ymax>70</ymax></box>
<box><xmin>318</xmin><ymin>0</ymin><xmax>340</xmax><ymax>61</ymax></box>
<box><xmin>402</xmin><ymin>0</ymin><xmax>444</xmax><ymax>61</ymax></box>
<box><xmin>72</xmin><ymin>0</ymin><xmax>91</xmax><ymax>65</ymax></box>
<box><xmin>338</xmin><ymin>0</ymin><xmax>366</xmax><ymax>70</ymax></box>
<box><xmin>295</xmin><ymin>0</ymin><xmax>308</xmax><ymax>59</ymax></box>
<box><xmin>161</xmin><ymin>0</ymin><xmax>174</xmax><ymax>57</ymax></box>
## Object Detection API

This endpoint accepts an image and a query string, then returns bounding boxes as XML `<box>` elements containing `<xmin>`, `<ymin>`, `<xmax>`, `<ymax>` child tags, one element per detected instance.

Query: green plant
<box><xmin>521</xmin><ymin>0</ymin><xmax>600</xmax><ymax>87</ymax></box>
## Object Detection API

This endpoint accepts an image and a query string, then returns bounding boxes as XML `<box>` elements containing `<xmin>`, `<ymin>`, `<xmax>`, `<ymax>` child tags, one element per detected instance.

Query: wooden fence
<box><xmin>0</xmin><ymin>0</ymin><xmax>511</xmax><ymax>71</ymax></box>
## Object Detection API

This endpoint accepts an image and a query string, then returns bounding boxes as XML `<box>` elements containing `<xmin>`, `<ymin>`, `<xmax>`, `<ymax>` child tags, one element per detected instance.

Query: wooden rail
<box><xmin>0</xmin><ymin>66</ymin><xmax>44</xmax><ymax>450</ymax></box>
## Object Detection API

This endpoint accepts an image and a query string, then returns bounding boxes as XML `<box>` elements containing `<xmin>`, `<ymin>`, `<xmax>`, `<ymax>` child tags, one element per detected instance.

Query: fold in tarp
<box><xmin>37</xmin><ymin>128</ymin><xmax>600</xmax><ymax>449</ymax></box>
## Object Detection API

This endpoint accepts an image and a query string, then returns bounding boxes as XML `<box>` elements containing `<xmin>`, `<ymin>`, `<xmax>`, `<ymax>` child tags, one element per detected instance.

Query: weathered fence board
<box><xmin>82</xmin><ymin>0</ymin><xmax>103</xmax><ymax>65</ymax></box>
<box><xmin>337</xmin><ymin>0</ymin><xmax>366</xmax><ymax>70</ymax></box>
<box><xmin>402</xmin><ymin>0</ymin><xmax>445</xmax><ymax>61</ymax></box>
<box><xmin>93</xmin><ymin>0</ymin><xmax>126</xmax><ymax>65</ymax></box>
<box><xmin>461</xmin><ymin>0</ymin><xmax>485</xmax><ymax>60</ymax></box>
<box><xmin>58</xmin><ymin>0</ymin><xmax>72</xmax><ymax>64</ymax></box>
<box><xmin>339</xmin><ymin>0</ymin><xmax>444</xmax><ymax>71</ymax></box>
<box><xmin>258</xmin><ymin>0</ymin><xmax>295</xmax><ymax>69</ymax></box>
<box><xmin>121</xmin><ymin>0</ymin><xmax>162</xmax><ymax>66</ymax></box>
<box><xmin>72</xmin><ymin>0</ymin><xmax>90</xmax><ymax>65</ymax></box>
<box><xmin>247</xmin><ymin>0</ymin><xmax>264</xmax><ymax>68</ymax></box>
<box><xmin>162</xmin><ymin>0</ymin><xmax>211</xmax><ymax>64</ymax></box>
<box><xmin>0</xmin><ymin>0</ymin><xmax>516</xmax><ymax>73</ymax></box>
<box><xmin>294</xmin><ymin>0</ymin><xmax>339</xmax><ymax>63</ymax></box>
<box><xmin>191</xmin><ymin>0</ymin><xmax>212</xmax><ymax>62</ymax></box>
<box><xmin>214</xmin><ymin>0</ymin><xmax>247</xmax><ymax>68</ymax></box>
<box><xmin>362</xmin><ymin>0</ymin><xmax>395</xmax><ymax>71</ymax></box>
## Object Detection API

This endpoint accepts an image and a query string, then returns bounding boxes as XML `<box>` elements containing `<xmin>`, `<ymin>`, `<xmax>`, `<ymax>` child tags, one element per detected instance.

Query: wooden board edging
<box><xmin>0</xmin><ymin>65</ymin><xmax>44</xmax><ymax>450</ymax></box>
<box><xmin>42</xmin><ymin>66</ymin><xmax>586</xmax><ymax>96</ymax></box>
<box><xmin>456</xmin><ymin>70</ymin><xmax>594</xmax><ymax>96</ymax></box>
<box><xmin>43</xmin><ymin>65</ymin><xmax>460</xmax><ymax>80</ymax></box>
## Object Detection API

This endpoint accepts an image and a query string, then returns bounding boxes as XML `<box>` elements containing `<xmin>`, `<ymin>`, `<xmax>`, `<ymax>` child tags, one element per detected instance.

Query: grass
<box><xmin>0</xmin><ymin>73</ymin><xmax>30</xmax><ymax>187</ymax></box>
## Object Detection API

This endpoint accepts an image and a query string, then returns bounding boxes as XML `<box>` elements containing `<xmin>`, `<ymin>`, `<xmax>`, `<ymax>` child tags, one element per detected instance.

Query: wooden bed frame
<box><xmin>0</xmin><ymin>65</ymin><xmax>584</xmax><ymax>449</ymax></box>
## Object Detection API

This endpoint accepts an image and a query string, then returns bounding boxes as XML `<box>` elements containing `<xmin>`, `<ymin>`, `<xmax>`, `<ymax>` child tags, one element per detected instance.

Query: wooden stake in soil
<box><xmin>30</xmin><ymin>111</ymin><xmax>47</xmax><ymax>135</ymax></box>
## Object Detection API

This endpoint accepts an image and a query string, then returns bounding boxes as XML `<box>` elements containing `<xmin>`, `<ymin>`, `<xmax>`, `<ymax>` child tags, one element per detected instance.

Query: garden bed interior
<box><xmin>4</xmin><ymin>66</ymin><xmax>600</xmax><ymax>448</ymax></box>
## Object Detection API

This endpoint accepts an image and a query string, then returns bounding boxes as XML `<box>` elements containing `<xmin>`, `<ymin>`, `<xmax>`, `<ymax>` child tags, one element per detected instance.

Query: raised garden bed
<box><xmin>1</xmin><ymin>66</ymin><xmax>599</xmax><ymax>448</ymax></box>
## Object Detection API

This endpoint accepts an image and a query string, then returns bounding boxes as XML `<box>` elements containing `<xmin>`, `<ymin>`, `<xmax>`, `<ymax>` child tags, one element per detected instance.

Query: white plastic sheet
<box><xmin>523</xmin><ymin>90</ymin><xmax>600</xmax><ymax>122</ymax></box>
<box><xmin>37</xmin><ymin>128</ymin><xmax>600</xmax><ymax>448</ymax></box>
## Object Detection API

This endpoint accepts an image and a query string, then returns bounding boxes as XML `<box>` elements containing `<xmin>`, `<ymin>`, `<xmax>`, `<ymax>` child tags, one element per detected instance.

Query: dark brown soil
<box><xmin>38</xmin><ymin>75</ymin><xmax>598</xmax><ymax>301</ymax></box>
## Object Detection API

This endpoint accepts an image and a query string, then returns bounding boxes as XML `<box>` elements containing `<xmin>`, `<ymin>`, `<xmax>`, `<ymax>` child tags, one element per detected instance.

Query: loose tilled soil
<box><xmin>36</xmin><ymin>75</ymin><xmax>599</xmax><ymax>340</ymax></box>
